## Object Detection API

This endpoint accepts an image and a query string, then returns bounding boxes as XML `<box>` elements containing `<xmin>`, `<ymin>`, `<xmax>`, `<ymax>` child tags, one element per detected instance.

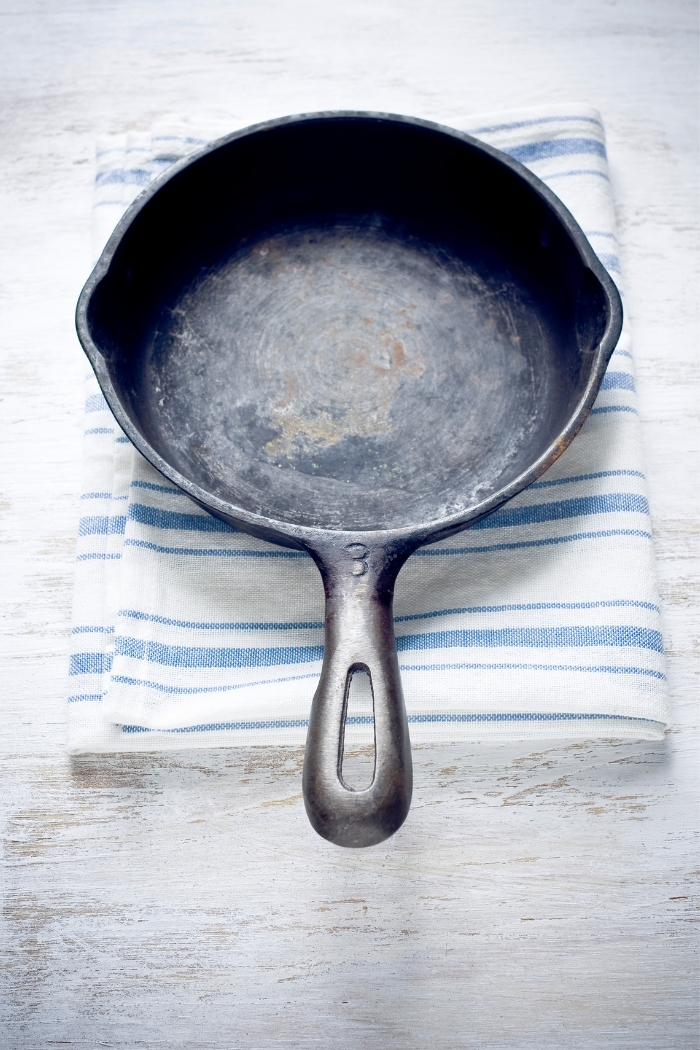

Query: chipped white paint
<box><xmin>0</xmin><ymin>1</ymin><xmax>697</xmax><ymax>1047</ymax></box>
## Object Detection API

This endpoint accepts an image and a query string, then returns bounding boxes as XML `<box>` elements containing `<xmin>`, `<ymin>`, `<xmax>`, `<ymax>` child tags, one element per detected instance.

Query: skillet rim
<box><xmin>75</xmin><ymin>109</ymin><xmax>623</xmax><ymax>551</ymax></box>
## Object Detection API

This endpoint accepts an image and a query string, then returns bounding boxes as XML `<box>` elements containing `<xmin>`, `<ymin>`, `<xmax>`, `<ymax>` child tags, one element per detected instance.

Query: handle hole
<box><xmin>340</xmin><ymin>666</ymin><xmax>376</xmax><ymax>791</ymax></box>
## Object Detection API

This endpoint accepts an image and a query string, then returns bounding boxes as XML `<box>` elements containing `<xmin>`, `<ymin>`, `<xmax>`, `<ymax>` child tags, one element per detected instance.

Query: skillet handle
<box><xmin>302</xmin><ymin>539</ymin><xmax>412</xmax><ymax>848</ymax></box>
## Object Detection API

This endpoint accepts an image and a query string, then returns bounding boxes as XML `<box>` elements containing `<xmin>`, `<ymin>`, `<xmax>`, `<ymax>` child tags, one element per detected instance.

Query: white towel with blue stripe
<box><xmin>67</xmin><ymin>104</ymin><xmax>669</xmax><ymax>753</ymax></box>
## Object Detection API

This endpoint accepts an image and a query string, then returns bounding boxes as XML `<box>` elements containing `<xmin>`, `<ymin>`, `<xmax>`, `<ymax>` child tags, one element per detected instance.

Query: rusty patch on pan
<box><xmin>264</xmin><ymin>315</ymin><xmax>426</xmax><ymax>458</ymax></box>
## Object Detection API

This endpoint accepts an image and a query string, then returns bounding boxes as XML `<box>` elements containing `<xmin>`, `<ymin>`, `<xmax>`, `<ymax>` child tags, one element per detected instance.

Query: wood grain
<box><xmin>1</xmin><ymin>1</ymin><xmax>697</xmax><ymax>1046</ymax></box>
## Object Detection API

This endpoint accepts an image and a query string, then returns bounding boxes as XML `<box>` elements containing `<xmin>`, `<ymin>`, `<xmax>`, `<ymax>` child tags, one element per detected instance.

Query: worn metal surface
<box><xmin>147</xmin><ymin>222</ymin><xmax>549</xmax><ymax>531</ymax></box>
<box><xmin>76</xmin><ymin>114</ymin><xmax>621</xmax><ymax>846</ymax></box>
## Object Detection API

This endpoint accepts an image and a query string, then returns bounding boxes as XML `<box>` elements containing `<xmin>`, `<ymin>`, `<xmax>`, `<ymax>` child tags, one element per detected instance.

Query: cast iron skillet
<box><xmin>76</xmin><ymin>112</ymin><xmax>622</xmax><ymax>848</ymax></box>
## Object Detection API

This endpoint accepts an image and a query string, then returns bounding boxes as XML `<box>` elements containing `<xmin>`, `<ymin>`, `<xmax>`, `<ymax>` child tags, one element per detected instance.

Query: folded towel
<box><xmin>67</xmin><ymin>104</ymin><xmax>669</xmax><ymax>753</ymax></box>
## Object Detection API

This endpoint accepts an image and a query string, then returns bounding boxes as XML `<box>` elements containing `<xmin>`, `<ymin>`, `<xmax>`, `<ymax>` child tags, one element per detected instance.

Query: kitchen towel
<box><xmin>67</xmin><ymin>103</ymin><xmax>669</xmax><ymax>753</ymax></box>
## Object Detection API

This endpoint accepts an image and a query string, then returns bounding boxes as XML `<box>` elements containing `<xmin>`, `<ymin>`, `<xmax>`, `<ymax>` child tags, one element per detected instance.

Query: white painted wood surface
<box><xmin>1</xmin><ymin>2</ymin><xmax>697</xmax><ymax>1046</ymax></box>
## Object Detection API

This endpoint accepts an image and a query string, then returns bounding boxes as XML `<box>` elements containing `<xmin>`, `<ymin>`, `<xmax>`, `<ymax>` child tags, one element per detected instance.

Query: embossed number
<box><xmin>344</xmin><ymin>543</ymin><xmax>370</xmax><ymax>577</ymax></box>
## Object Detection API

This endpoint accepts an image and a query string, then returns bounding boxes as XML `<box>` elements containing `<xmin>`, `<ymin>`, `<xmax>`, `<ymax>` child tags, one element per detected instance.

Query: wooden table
<box><xmin>1</xmin><ymin>2</ymin><xmax>697</xmax><ymax>1046</ymax></box>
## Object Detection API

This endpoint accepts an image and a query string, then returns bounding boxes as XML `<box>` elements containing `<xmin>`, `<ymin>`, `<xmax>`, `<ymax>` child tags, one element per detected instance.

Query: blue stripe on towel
<box><xmin>601</xmin><ymin>371</ymin><xmax>635</xmax><ymax>391</ymax></box>
<box><xmin>120</xmin><ymin>710</ymin><xmax>659</xmax><ymax>735</ymax></box>
<box><xmin>119</xmin><ymin>609</ymin><xmax>325</xmax><ymax>630</ymax></box>
<box><xmin>123</xmin><ymin>492</ymin><xmax>647</xmax><ymax>543</ymax></box>
<box><xmin>545</xmin><ymin>169</ymin><xmax>610</xmax><ymax>181</ymax></box>
<box><xmin>394</xmin><ymin>598</ymin><xmax>659</xmax><ymax>622</ymax></box>
<box><xmin>70</xmin><ymin>652</ymin><xmax>113</xmax><ymax>675</ymax></box>
<box><xmin>399</xmin><ymin>661</ymin><xmax>665</xmax><ymax>679</ymax></box>
<box><xmin>405</xmin><ymin>711</ymin><xmax>659</xmax><ymax>724</ymax></box>
<box><xmin>94</xmin><ymin>198</ymin><xmax>136</xmax><ymax>208</ymax></box>
<box><xmin>114</xmin><ymin>637</ymin><xmax>324</xmax><ymax>668</ymax></box>
<box><xmin>416</xmin><ymin>529</ymin><xmax>651</xmax><ymax>556</ymax></box>
<box><xmin>110</xmin><ymin>597</ymin><xmax>657</xmax><ymax>634</ymax></box>
<box><xmin>505</xmin><ymin>137</ymin><xmax>606</xmax><ymax>164</ymax></box>
<box><xmin>112</xmin><ymin>624</ymin><xmax>661</xmax><ymax>670</ymax></box>
<box><xmin>151</xmin><ymin>133</ymin><xmax>209</xmax><ymax>145</ymax></box>
<box><xmin>85</xmin><ymin>393</ymin><xmax>109</xmax><ymax>412</ymax></box>
<box><xmin>78</xmin><ymin>515</ymin><xmax>127</xmax><ymax>536</ymax></box>
<box><xmin>597</xmin><ymin>252</ymin><xmax>621</xmax><ymax>273</ymax></box>
<box><xmin>95</xmin><ymin>168</ymin><xmax>151</xmax><ymax>187</ymax></box>
<box><xmin>109</xmin><ymin>660</ymin><xmax>663</xmax><ymax>701</ymax></box>
<box><xmin>123</xmin><ymin>718</ymin><xmax>312</xmax><ymax>733</ymax></box>
<box><xmin>76</xmin><ymin>552</ymin><xmax>122</xmax><ymax>561</ymax></box>
<box><xmin>395</xmin><ymin>625</ymin><xmax>662</xmax><ymax>653</ymax></box>
<box><xmin>131</xmin><ymin>480</ymin><xmax>184</xmax><ymax>494</ymax></box>
<box><xmin>129</xmin><ymin>503</ymin><xmax>237</xmax><ymax>532</ymax></box>
<box><xmin>471</xmin><ymin>493</ymin><xmax>647</xmax><ymax>530</ymax></box>
<box><xmin>118</xmin><ymin>528</ymin><xmax>651</xmax><ymax>561</ymax></box>
<box><xmin>124</xmin><ymin>539</ymin><xmax>307</xmax><ymax>557</ymax></box>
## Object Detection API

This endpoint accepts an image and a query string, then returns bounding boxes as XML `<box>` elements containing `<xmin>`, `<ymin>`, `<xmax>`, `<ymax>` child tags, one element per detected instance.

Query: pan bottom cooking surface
<box><xmin>140</xmin><ymin>220</ymin><xmax>559</xmax><ymax>531</ymax></box>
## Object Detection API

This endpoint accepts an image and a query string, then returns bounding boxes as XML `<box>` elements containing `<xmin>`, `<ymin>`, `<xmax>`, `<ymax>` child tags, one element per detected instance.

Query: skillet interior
<box><xmin>85</xmin><ymin>115</ymin><xmax>609</xmax><ymax>532</ymax></box>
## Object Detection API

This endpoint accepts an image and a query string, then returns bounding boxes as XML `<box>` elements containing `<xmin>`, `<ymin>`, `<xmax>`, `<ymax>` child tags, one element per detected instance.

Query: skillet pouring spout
<box><xmin>302</xmin><ymin>537</ymin><xmax>414</xmax><ymax>848</ymax></box>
